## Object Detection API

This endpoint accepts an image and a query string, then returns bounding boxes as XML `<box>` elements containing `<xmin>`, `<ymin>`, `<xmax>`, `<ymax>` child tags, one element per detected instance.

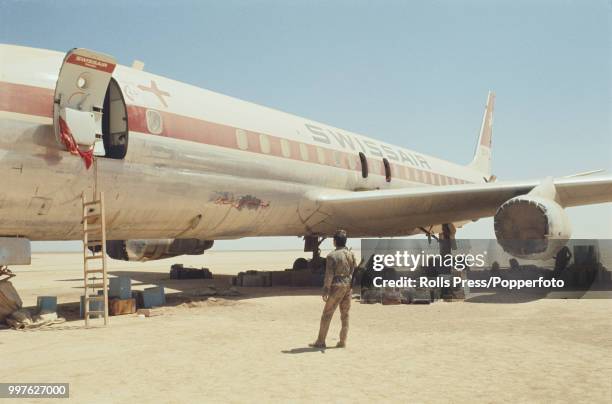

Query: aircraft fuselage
<box><xmin>0</xmin><ymin>45</ymin><xmax>484</xmax><ymax>241</ymax></box>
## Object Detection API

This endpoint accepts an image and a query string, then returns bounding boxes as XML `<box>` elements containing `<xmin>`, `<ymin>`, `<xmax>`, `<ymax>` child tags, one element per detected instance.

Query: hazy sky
<box><xmin>1</xmin><ymin>0</ymin><xmax>610</xmax><ymax>251</ymax></box>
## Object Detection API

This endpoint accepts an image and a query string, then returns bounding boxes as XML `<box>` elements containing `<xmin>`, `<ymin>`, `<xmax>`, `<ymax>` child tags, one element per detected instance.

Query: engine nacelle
<box><xmin>106</xmin><ymin>239</ymin><xmax>214</xmax><ymax>262</ymax></box>
<box><xmin>494</xmin><ymin>196</ymin><xmax>571</xmax><ymax>260</ymax></box>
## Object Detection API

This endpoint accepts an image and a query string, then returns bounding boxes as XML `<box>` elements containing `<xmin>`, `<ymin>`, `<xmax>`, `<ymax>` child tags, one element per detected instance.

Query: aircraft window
<box><xmin>383</xmin><ymin>158</ymin><xmax>391</xmax><ymax>182</ymax></box>
<box><xmin>316</xmin><ymin>147</ymin><xmax>325</xmax><ymax>164</ymax></box>
<box><xmin>299</xmin><ymin>143</ymin><xmax>309</xmax><ymax>161</ymax></box>
<box><xmin>333</xmin><ymin>151</ymin><xmax>342</xmax><ymax>167</ymax></box>
<box><xmin>359</xmin><ymin>152</ymin><xmax>368</xmax><ymax>178</ymax></box>
<box><xmin>259</xmin><ymin>134</ymin><xmax>271</xmax><ymax>154</ymax></box>
<box><xmin>281</xmin><ymin>139</ymin><xmax>291</xmax><ymax>158</ymax></box>
<box><xmin>236</xmin><ymin>129</ymin><xmax>248</xmax><ymax>150</ymax></box>
<box><xmin>145</xmin><ymin>110</ymin><xmax>162</xmax><ymax>135</ymax></box>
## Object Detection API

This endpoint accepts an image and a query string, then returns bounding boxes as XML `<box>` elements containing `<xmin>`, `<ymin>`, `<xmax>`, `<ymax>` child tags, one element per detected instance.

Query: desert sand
<box><xmin>1</xmin><ymin>250</ymin><xmax>611</xmax><ymax>403</ymax></box>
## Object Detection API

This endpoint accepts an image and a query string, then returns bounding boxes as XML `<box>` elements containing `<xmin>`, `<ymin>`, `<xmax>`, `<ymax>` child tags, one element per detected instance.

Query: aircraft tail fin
<box><xmin>468</xmin><ymin>91</ymin><xmax>495</xmax><ymax>179</ymax></box>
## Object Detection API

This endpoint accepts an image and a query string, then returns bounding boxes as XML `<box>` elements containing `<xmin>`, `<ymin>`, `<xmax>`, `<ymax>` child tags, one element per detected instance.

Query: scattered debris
<box><xmin>170</xmin><ymin>264</ymin><xmax>213</xmax><ymax>280</ymax></box>
<box><xmin>136</xmin><ymin>308</ymin><xmax>162</xmax><ymax>317</ymax></box>
<box><xmin>5</xmin><ymin>309</ymin><xmax>66</xmax><ymax>330</ymax></box>
<box><xmin>189</xmin><ymin>286</ymin><xmax>240</xmax><ymax>298</ymax></box>
<box><xmin>234</xmin><ymin>271</ymin><xmax>271</xmax><ymax>287</ymax></box>
<box><xmin>109</xmin><ymin>298</ymin><xmax>136</xmax><ymax>316</ymax></box>
<box><xmin>0</xmin><ymin>266</ymin><xmax>16</xmax><ymax>280</ymax></box>
<box><xmin>233</xmin><ymin>269</ymin><xmax>324</xmax><ymax>287</ymax></box>
<box><xmin>0</xmin><ymin>278</ymin><xmax>22</xmax><ymax>323</ymax></box>
<box><xmin>190</xmin><ymin>286</ymin><xmax>218</xmax><ymax>297</ymax></box>
<box><xmin>222</xmin><ymin>286</ymin><xmax>240</xmax><ymax>297</ymax></box>
<box><xmin>381</xmin><ymin>289</ymin><xmax>401</xmax><ymax>305</ymax></box>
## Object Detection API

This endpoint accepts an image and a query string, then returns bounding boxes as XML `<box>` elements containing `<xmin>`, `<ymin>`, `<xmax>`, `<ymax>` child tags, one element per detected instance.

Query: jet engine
<box><xmin>493</xmin><ymin>195</ymin><xmax>571</xmax><ymax>260</ymax></box>
<box><xmin>106</xmin><ymin>239</ymin><xmax>214</xmax><ymax>262</ymax></box>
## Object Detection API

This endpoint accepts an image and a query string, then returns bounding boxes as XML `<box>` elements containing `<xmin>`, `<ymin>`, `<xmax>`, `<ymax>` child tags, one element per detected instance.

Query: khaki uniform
<box><xmin>315</xmin><ymin>247</ymin><xmax>357</xmax><ymax>345</ymax></box>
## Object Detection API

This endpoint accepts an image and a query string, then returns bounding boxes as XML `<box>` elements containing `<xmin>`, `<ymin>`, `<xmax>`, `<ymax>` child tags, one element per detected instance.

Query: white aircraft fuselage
<box><xmin>0</xmin><ymin>44</ymin><xmax>492</xmax><ymax>242</ymax></box>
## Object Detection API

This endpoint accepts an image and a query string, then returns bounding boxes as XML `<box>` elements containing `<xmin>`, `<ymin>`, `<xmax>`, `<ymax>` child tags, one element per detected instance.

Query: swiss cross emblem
<box><xmin>138</xmin><ymin>80</ymin><xmax>170</xmax><ymax>107</ymax></box>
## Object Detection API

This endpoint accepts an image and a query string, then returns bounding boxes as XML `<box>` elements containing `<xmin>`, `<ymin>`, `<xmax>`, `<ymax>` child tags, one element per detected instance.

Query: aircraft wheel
<box><xmin>292</xmin><ymin>257</ymin><xmax>309</xmax><ymax>270</ymax></box>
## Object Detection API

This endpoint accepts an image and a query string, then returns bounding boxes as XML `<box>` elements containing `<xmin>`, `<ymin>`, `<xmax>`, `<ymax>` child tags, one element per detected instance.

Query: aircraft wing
<box><xmin>306</xmin><ymin>175</ymin><xmax>612</xmax><ymax>235</ymax></box>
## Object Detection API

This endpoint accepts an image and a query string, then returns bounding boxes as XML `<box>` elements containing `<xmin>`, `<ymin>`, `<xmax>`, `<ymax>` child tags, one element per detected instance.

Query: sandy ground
<box><xmin>1</xmin><ymin>250</ymin><xmax>611</xmax><ymax>403</ymax></box>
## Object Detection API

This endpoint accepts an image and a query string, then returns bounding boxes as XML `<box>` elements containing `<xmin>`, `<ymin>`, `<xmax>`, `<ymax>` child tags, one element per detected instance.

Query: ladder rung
<box><xmin>83</xmin><ymin>194</ymin><xmax>108</xmax><ymax>325</ymax></box>
<box><xmin>83</xmin><ymin>265</ymin><xmax>104</xmax><ymax>272</ymax></box>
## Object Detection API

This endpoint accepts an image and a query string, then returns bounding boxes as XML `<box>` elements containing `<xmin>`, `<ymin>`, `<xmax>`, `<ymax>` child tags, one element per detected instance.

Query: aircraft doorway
<box><xmin>100</xmin><ymin>78</ymin><xmax>128</xmax><ymax>159</ymax></box>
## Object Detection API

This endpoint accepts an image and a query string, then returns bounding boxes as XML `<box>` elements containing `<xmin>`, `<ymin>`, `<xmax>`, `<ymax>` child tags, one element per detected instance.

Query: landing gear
<box><xmin>438</xmin><ymin>223</ymin><xmax>465</xmax><ymax>300</ymax></box>
<box><xmin>420</xmin><ymin>224</ymin><xmax>465</xmax><ymax>300</ymax></box>
<box><xmin>292</xmin><ymin>257</ymin><xmax>309</xmax><ymax>270</ymax></box>
<box><xmin>438</xmin><ymin>223</ymin><xmax>457</xmax><ymax>257</ymax></box>
<box><xmin>291</xmin><ymin>236</ymin><xmax>327</xmax><ymax>272</ymax></box>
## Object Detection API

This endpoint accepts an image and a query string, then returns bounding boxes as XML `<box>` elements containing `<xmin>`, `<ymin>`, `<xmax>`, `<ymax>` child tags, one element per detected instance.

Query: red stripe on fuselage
<box><xmin>0</xmin><ymin>81</ymin><xmax>469</xmax><ymax>185</ymax></box>
<box><xmin>0</xmin><ymin>81</ymin><xmax>53</xmax><ymax>118</ymax></box>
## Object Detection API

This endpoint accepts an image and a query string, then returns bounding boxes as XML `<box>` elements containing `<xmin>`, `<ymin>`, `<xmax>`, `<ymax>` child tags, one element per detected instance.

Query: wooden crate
<box><xmin>109</xmin><ymin>298</ymin><xmax>136</xmax><ymax>316</ymax></box>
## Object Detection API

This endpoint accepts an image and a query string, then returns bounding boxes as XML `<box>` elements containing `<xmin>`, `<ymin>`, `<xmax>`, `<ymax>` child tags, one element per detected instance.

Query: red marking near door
<box><xmin>66</xmin><ymin>54</ymin><xmax>115</xmax><ymax>73</ymax></box>
<box><xmin>58</xmin><ymin>116</ymin><xmax>94</xmax><ymax>169</ymax></box>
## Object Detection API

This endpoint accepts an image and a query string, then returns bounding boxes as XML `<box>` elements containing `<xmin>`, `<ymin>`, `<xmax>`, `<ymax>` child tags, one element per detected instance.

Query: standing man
<box><xmin>310</xmin><ymin>229</ymin><xmax>356</xmax><ymax>349</ymax></box>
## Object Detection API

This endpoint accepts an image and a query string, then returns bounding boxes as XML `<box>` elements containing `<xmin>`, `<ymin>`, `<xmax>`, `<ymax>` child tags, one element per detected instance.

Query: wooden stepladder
<box><xmin>82</xmin><ymin>191</ymin><xmax>109</xmax><ymax>326</ymax></box>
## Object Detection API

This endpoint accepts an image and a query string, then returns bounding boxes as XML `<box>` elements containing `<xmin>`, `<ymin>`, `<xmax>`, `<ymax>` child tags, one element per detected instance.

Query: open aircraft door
<box><xmin>53</xmin><ymin>48</ymin><xmax>116</xmax><ymax>168</ymax></box>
